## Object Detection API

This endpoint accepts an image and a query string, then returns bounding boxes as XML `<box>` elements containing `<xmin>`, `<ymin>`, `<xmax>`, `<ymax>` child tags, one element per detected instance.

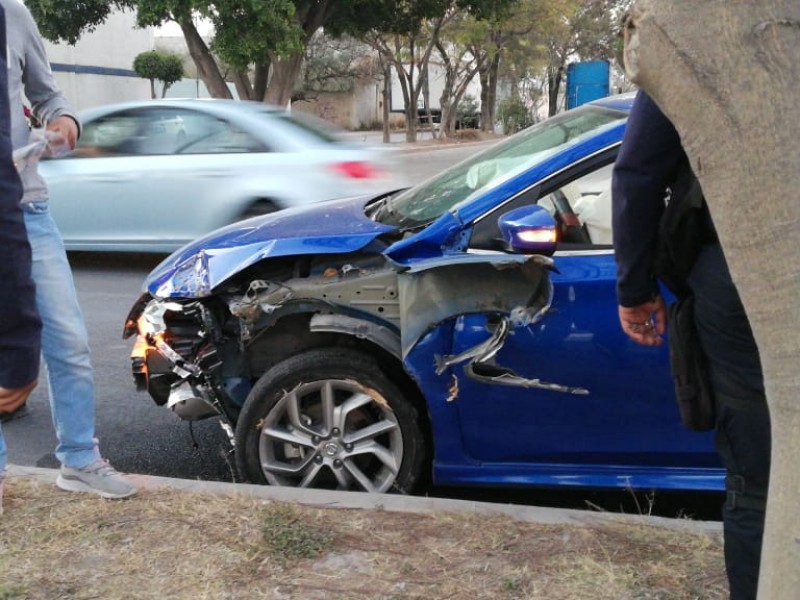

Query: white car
<box><xmin>40</xmin><ymin>99</ymin><xmax>397</xmax><ymax>252</ymax></box>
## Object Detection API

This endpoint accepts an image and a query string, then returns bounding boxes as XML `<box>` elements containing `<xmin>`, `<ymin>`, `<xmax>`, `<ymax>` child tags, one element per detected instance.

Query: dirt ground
<box><xmin>0</xmin><ymin>477</ymin><xmax>727</xmax><ymax>600</ymax></box>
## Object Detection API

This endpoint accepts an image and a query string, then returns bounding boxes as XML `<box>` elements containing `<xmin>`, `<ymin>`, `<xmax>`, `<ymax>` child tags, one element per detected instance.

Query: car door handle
<box><xmin>89</xmin><ymin>175</ymin><xmax>138</xmax><ymax>184</ymax></box>
<box><xmin>197</xmin><ymin>171</ymin><xmax>228</xmax><ymax>178</ymax></box>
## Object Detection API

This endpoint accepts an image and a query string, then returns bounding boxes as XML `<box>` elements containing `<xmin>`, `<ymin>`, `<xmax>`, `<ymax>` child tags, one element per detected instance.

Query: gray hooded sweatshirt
<box><xmin>1</xmin><ymin>0</ymin><xmax>79</xmax><ymax>203</ymax></box>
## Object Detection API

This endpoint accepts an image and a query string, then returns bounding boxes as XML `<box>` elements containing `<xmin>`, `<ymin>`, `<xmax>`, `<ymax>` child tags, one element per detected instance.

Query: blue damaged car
<box><xmin>123</xmin><ymin>93</ymin><xmax>723</xmax><ymax>495</ymax></box>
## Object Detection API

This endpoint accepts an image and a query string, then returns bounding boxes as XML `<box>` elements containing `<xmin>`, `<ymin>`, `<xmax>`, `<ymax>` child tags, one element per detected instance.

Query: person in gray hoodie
<box><xmin>0</xmin><ymin>0</ymin><xmax>136</xmax><ymax>499</ymax></box>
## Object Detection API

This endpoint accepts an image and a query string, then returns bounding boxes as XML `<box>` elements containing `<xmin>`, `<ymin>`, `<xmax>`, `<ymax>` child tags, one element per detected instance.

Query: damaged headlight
<box><xmin>154</xmin><ymin>250</ymin><xmax>212</xmax><ymax>299</ymax></box>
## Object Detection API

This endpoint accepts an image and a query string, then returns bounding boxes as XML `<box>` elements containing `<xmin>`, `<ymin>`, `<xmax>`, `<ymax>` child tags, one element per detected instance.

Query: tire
<box><xmin>239</xmin><ymin>200</ymin><xmax>278</xmax><ymax>220</ymax></box>
<box><xmin>235</xmin><ymin>348</ymin><xmax>426</xmax><ymax>494</ymax></box>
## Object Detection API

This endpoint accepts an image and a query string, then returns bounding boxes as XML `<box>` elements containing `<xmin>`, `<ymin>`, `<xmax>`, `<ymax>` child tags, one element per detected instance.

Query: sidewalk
<box><xmin>8</xmin><ymin>463</ymin><xmax>721</xmax><ymax>535</ymax></box>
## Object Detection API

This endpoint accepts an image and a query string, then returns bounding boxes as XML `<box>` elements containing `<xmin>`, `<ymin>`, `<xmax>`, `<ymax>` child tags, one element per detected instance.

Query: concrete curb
<box><xmin>9</xmin><ymin>464</ymin><xmax>721</xmax><ymax>535</ymax></box>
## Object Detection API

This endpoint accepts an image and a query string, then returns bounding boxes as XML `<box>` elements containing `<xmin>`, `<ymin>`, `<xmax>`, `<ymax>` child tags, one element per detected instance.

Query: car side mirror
<box><xmin>497</xmin><ymin>205</ymin><xmax>558</xmax><ymax>256</ymax></box>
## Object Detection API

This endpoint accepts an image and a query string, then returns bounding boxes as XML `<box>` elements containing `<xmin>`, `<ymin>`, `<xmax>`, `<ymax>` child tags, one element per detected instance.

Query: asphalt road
<box><xmin>2</xmin><ymin>139</ymin><xmax>724</xmax><ymax>520</ymax></box>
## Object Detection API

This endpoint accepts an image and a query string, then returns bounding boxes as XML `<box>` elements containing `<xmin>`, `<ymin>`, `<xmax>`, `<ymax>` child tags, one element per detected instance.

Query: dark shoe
<box><xmin>0</xmin><ymin>403</ymin><xmax>29</xmax><ymax>424</ymax></box>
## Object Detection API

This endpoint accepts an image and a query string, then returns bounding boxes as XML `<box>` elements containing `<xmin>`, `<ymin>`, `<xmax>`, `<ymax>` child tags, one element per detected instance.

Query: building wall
<box><xmin>292</xmin><ymin>80</ymin><xmax>384</xmax><ymax>130</ymax></box>
<box><xmin>43</xmin><ymin>10</ymin><xmax>154</xmax><ymax>111</ymax></box>
<box><xmin>389</xmin><ymin>62</ymin><xmax>482</xmax><ymax>113</ymax></box>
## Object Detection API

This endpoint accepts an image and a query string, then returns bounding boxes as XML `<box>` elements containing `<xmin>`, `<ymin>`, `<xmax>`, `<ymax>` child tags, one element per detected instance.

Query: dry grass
<box><xmin>0</xmin><ymin>477</ymin><xmax>727</xmax><ymax>600</ymax></box>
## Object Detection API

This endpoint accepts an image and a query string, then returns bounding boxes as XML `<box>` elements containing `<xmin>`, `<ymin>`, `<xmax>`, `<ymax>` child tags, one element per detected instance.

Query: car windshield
<box><xmin>372</xmin><ymin>105</ymin><xmax>626</xmax><ymax>228</ymax></box>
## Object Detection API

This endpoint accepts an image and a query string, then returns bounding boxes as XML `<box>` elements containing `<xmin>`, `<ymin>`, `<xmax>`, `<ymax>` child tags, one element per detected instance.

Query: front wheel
<box><xmin>239</xmin><ymin>199</ymin><xmax>278</xmax><ymax>220</ymax></box>
<box><xmin>235</xmin><ymin>348</ymin><xmax>426</xmax><ymax>494</ymax></box>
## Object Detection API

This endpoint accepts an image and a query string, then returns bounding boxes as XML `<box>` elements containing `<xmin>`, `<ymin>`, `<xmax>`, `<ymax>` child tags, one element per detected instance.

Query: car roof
<box><xmin>79</xmin><ymin>98</ymin><xmax>287</xmax><ymax>121</ymax></box>
<box><xmin>588</xmin><ymin>91</ymin><xmax>637</xmax><ymax>112</ymax></box>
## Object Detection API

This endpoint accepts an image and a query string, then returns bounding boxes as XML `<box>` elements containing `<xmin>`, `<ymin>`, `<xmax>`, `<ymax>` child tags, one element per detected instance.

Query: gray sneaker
<box><xmin>56</xmin><ymin>459</ymin><xmax>137</xmax><ymax>499</ymax></box>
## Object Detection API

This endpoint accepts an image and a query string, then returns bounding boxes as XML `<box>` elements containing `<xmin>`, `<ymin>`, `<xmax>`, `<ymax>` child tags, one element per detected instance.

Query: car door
<box><xmin>404</xmin><ymin>152</ymin><xmax>717</xmax><ymax>482</ymax></box>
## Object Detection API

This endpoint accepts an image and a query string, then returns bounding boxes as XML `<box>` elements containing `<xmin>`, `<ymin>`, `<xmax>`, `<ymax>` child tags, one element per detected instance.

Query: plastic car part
<box><xmin>234</xmin><ymin>348</ymin><xmax>425</xmax><ymax>492</ymax></box>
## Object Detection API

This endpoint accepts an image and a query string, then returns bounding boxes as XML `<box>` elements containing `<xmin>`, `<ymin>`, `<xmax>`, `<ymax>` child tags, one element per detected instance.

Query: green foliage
<box><xmin>133</xmin><ymin>50</ymin><xmax>184</xmax><ymax>97</ymax></box>
<box><xmin>259</xmin><ymin>503</ymin><xmax>334</xmax><ymax>562</ymax></box>
<box><xmin>497</xmin><ymin>94</ymin><xmax>534</xmax><ymax>134</ymax></box>
<box><xmin>457</xmin><ymin>94</ymin><xmax>479</xmax><ymax>120</ymax></box>
<box><xmin>328</xmin><ymin>0</ymin><xmax>456</xmax><ymax>38</ymax></box>
<box><xmin>202</xmin><ymin>0</ymin><xmax>302</xmax><ymax>70</ymax></box>
<box><xmin>300</xmin><ymin>34</ymin><xmax>376</xmax><ymax>94</ymax></box>
<box><xmin>0</xmin><ymin>584</ymin><xmax>25</xmax><ymax>600</ymax></box>
<box><xmin>500</xmin><ymin>574</ymin><xmax>522</xmax><ymax>591</ymax></box>
<box><xmin>25</xmin><ymin>0</ymin><xmax>126</xmax><ymax>45</ymax></box>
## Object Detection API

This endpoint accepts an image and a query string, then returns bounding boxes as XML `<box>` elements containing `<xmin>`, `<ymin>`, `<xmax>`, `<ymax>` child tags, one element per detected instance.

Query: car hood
<box><xmin>145</xmin><ymin>194</ymin><xmax>397</xmax><ymax>298</ymax></box>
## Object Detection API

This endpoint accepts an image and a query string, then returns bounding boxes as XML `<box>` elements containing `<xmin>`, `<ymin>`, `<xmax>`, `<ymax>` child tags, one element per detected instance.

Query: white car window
<box><xmin>75</xmin><ymin>108</ymin><xmax>266</xmax><ymax>157</ymax></box>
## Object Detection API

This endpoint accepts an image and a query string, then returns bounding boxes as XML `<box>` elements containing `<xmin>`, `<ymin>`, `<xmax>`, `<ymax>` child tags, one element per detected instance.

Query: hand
<box><xmin>46</xmin><ymin>116</ymin><xmax>79</xmax><ymax>150</ymax></box>
<box><xmin>0</xmin><ymin>379</ymin><xmax>37</xmax><ymax>415</ymax></box>
<box><xmin>618</xmin><ymin>295</ymin><xmax>667</xmax><ymax>346</ymax></box>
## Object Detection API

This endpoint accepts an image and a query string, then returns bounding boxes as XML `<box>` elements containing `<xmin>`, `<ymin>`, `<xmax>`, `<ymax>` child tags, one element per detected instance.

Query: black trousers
<box><xmin>688</xmin><ymin>244</ymin><xmax>771</xmax><ymax>600</ymax></box>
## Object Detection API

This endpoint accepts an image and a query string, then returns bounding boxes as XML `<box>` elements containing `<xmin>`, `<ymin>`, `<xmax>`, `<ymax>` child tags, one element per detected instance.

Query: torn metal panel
<box><xmin>432</xmin><ymin>314</ymin><xmax>588</xmax><ymax>398</ymax></box>
<box><xmin>464</xmin><ymin>363</ymin><xmax>590</xmax><ymax>395</ymax></box>
<box><xmin>398</xmin><ymin>253</ymin><xmax>553</xmax><ymax>358</ymax></box>
<box><xmin>227</xmin><ymin>265</ymin><xmax>401</xmax><ymax>326</ymax></box>
<box><xmin>435</xmin><ymin>316</ymin><xmax>509</xmax><ymax>375</ymax></box>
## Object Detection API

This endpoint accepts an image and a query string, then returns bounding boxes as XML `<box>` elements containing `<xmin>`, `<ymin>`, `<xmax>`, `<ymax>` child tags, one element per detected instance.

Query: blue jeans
<box><xmin>0</xmin><ymin>202</ymin><xmax>101</xmax><ymax>472</ymax></box>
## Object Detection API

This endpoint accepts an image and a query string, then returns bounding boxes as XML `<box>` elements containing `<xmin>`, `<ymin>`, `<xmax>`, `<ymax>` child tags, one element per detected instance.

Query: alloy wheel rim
<box><xmin>257</xmin><ymin>378</ymin><xmax>403</xmax><ymax>492</ymax></box>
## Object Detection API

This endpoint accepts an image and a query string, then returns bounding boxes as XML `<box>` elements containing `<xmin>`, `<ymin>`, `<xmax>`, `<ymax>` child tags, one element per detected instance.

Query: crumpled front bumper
<box><xmin>125</xmin><ymin>294</ymin><xmax>222</xmax><ymax>420</ymax></box>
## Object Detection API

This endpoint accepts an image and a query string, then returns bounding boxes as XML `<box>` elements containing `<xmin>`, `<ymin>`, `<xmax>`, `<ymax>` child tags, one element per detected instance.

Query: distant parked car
<box><xmin>40</xmin><ymin>99</ymin><xmax>396</xmax><ymax>252</ymax></box>
<box><xmin>123</xmin><ymin>92</ymin><xmax>723</xmax><ymax>496</ymax></box>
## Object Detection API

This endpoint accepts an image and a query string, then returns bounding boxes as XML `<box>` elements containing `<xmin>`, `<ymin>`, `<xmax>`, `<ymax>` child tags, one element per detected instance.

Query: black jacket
<box><xmin>612</xmin><ymin>91</ymin><xmax>685</xmax><ymax>307</ymax></box>
<box><xmin>0</xmin><ymin>5</ymin><xmax>41</xmax><ymax>389</ymax></box>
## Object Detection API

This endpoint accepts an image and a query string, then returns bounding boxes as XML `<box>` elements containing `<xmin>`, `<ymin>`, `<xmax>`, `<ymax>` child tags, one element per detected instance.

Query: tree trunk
<box><xmin>264</xmin><ymin>51</ymin><xmax>305</xmax><ymax>107</ymax></box>
<box><xmin>624</xmin><ymin>2</ymin><xmax>800</xmax><ymax>598</ymax></box>
<box><xmin>422</xmin><ymin>70</ymin><xmax>437</xmax><ymax>140</ymax></box>
<box><xmin>485</xmin><ymin>52</ymin><xmax>500</xmax><ymax>132</ymax></box>
<box><xmin>547</xmin><ymin>63</ymin><xmax>563</xmax><ymax>117</ymax></box>
<box><xmin>479</xmin><ymin>68</ymin><xmax>491</xmax><ymax>132</ymax></box>
<box><xmin>254</xmin><ymin>62</ymin><xmax>270</xmax><ymax>103</ymax></box>
<box><xmin>436</xmin><ymin>41</ymin><xmax>455</xmax><ymax>139</ymax></box>
<box><xmin>382</xmin><ymin>62</ymin><xmax>391</xmax><ymax>144</ymax></box>
<box><xmin>178</xmin><ymin>18</ymin><xmax>232</xmax><ymax>99</ymax></box>
<box><xmin>149</xmin><ymin>78</ymin><xmax>156</xmax><ymax>100</ymax></box>
<box><xmin>231</xmin><ymin>70</ymin><xmax>253</xmax><ymax>101</ymax></box>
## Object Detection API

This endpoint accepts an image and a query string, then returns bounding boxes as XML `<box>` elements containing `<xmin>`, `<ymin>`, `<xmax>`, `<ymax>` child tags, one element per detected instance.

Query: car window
<box><xmin>177</xmin><ymin>120</ymin><xmax>266</xmax><ymax>154</ymax></box>
<box><xmin>375</xmin><ymin>105</ymin><xmax>626</xmax><ymax>228</ymax></box>
<box><xmin>469</xmin><ymin>151</ymin><xmax>617</xmax><ymax>251</ymax></box>
<box><xmin>538</xmin><ymin>163</ymin><xmax>615</xmax><ymax>245</ymax></box>
<box><xmin>258</xmin><ymin>109</ymin><xmax>344</xmax><ymax>145</ymax></box>
<box><xmin>74</xmin><ymin>107</ymin><xmax>266</xmax><ymax>157</ymax></box>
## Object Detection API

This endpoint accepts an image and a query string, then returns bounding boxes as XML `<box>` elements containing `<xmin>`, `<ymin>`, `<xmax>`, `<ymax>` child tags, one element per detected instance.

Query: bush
<box><xmin>497</xmin><ymin>95</ymin><xmax>534</xmax><ymax>134</ymax></box>
<box><xmin>456</xmin><ymin>94</ymin><xmax>480</xmax><ymax>130</ymax></box>
<box><xmin>133</xmin><ymin>51</ymin><xmax>184</xmax><ymax>98</ymax></box>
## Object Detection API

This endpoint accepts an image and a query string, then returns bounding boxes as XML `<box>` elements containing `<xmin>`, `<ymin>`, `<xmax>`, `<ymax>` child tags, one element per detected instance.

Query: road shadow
<box><xmin>67</xmin><ymin>251</ymin><xmax>167</xmax><ymax>273</ymax></box>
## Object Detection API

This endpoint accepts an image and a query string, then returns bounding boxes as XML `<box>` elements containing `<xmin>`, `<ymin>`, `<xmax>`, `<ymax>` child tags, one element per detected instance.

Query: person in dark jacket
<box><xmin>1</xmin><ymin>0</ymin><xmax>136</xmax><ymax>500</ymax></box>
<box><xmin>0</xmin><ymin>3</ymin><xmax>42</xmax><ymax>514</ymax></box>
<box><xmin>612</xmin><ymin>90</ymin><xmax>771</xmax><ymax>600</ymax></box>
